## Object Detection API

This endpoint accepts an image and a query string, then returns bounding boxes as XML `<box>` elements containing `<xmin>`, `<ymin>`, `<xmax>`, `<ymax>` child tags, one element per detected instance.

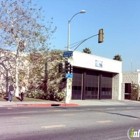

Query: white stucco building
<box><xmin>66</xmin><ymin>51</ymin><xmax>123</xmax><ymax>101</ymax></box>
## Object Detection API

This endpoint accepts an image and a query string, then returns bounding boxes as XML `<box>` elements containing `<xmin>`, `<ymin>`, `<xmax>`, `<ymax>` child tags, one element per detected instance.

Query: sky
<box><xmin>33</xmin><ymin>0</ymin><xmax>140</xmax><ymax>72</ymax></box>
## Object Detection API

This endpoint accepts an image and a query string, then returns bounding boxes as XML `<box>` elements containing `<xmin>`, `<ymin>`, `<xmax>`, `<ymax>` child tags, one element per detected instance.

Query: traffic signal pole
<box><xmin>73</xmin><ymin>29</ymin><xmax>104</xmax><ymax>51</ymax></box>
<box><xmin>73</xmin><ymin>34</ymin><xmax>98</xmax><ymax>51</ymax></box>
<box><xmin>64</xmin><ymin>29</ymin><xmax>104</xmax><ymax>103</ymax></box>
<box><xmin>64</xmin><ymin>60</ymin><xmax>73</xmax><ymax>104</ymax></box>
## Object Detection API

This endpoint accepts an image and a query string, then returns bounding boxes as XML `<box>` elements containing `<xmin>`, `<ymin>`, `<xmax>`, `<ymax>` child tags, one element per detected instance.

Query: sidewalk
<box><xmin>0</xmin><ymin>99</ymin><xmax>140</xmax><ymax>107</ymax></box>
<box><xmin>0</xmin><ymin>100</ymin><xmax>78</xmax><ymax>107</ymax></box>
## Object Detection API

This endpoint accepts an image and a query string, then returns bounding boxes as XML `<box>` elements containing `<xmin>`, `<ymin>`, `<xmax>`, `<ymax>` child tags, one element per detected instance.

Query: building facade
<box><xmin>122</xmin><ymin>72</ymin><xmax>140</xmax><ymax>99</ymax></box>
<box><xmin>68</xmin><ymin>51</ymin><xmax>123</xmax><ymax>101</ymax></box>
<box><xmin>2</xmin><ymin>49</ymin><xmax>138</xmax><ymax>101</ymax></box>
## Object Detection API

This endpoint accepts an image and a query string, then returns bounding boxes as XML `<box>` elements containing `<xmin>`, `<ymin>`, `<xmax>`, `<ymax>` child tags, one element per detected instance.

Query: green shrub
<box><xmin>131</xmin><ymin>92</ymin><xmax>138</xmax><ymax>100</ymax></box>
<box><xmin>0</xmin><ymin>92</ymin><xmax>6</xmax><ymax>98</ymax></box>
<box><xmin>26</xmin><ymin>90</ymin><xmax>50</xmax><ymax>100</ymax></box>
<box><xmin>131</xmin><ymin>83</ymin><xmax>139</xmax><ymax>100</ymax></box>
<box><xmin>55</xmin><ymin>91</ymin><xmax>65</xmax><ymax>101</ymax></box>
<box><xmin>26</xmin><ymin>89</ymin><xmax>65</xmax><ymax>101</ymax></box>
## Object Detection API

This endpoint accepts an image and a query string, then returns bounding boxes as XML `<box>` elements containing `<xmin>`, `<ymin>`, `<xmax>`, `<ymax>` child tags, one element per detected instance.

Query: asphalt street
<box><xmin>0</xmin><ymin>105</ymin><xmax>140</xmax><ymax>140</ymax></box>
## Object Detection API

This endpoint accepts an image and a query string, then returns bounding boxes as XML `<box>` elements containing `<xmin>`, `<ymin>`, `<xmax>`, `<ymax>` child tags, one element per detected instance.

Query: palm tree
<box><xmin>113</xmin><ymin>54</ymin><xmax>122</xmax><ymax>61</ymax></box>
<box><xmin>83</xmin><ymin>47</ymin><xmax>91</xmax><ymax>54</ymax></box>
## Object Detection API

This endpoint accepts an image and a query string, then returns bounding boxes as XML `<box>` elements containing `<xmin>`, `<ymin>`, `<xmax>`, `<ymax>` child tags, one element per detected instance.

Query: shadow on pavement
<box><xmin>107</xmin><ymin>112</ymin><xmax>140</xmax><ymax>120</ymax></box>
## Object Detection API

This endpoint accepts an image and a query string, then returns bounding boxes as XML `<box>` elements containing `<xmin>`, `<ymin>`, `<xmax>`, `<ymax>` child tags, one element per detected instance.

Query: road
<box><xmin>0</xmin><ymin>105</ymin><xmax>140</xmax><ymax>140</ymax></box>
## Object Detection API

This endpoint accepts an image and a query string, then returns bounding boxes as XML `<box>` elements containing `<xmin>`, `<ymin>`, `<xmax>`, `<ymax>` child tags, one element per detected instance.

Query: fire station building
<box><xmin>69</xmin><ymin>51</ymin><xmax>123</xmax><ymax>100</ymax></box>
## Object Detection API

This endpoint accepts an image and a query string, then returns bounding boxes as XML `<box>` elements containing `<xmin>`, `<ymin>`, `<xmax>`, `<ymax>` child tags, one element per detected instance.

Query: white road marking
<box><xmin>124</xmin><ymin>111</ymin><xmax>130</xmax><ymax>112</ymax></box>
<box><xmin>106</xmin><ymin>108</ymin><xmax>115</xmax><ymax>110</ymax></box>
<box><xmin>131</xmin><ymin>118</ymin><xmax>139</xmax><ymax>120</ymax></box>
<box><xmin>13</xmin><ymin>116</ymin><xmax>29</xmax><ymax>119</ymax></box>
<box><xmin>7</xmin><ymin>108</ymin><xmax>12</xmax><ymax>109</ymax></box>
<box><xmin>62</xmin><ymin>114</ymin><xmax>75</xmax><ymax>116</ymax></box>
<box><xmin>21</xmin><ymin>111</ymin><xmax>39</xmax><ymax>113</ymax></box>
<box><xmin>97</xmin><ymin>112</ymin><xmax>105</xmax><ymax>114</ymax></box>
<box><xmin>97</xmin><ymin>120</ymin><xmax>113</xmax><ymax>123</ymax></box>
<box><xmin>127</xmin><ymin>107</ymin><xmax>134</xmax><ymax>109</ymax></box>
<box><xmin>42</xmin><ymin>124</ymin><xmax>65</xmax><ymax>129</ymax></box>
<box><xmin>53</xmin><ymin>110</ymin><xmax>65</xmax><ymax>112</ymax></box>
<box><xmin>108</xmin><ymin>136</ymin><xmax>128</xmax><ymax>140</ymax></box>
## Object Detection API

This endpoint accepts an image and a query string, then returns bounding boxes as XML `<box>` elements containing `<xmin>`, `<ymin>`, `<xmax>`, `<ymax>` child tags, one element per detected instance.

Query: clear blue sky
<box><xmin>35</xmin><ymin>0</ymin><xmax>140</xmax><ymax>72</ymax></box>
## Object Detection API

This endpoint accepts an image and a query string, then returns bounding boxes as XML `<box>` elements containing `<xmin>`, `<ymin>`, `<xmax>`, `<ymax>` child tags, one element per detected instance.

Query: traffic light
<box><xmin>65</xmin><ymin>61</ymin><xmax>70</xmax><ymax>73</ymax></box>
<box><xmin>59</xmin><ymin>63</ymin><xmax>63</xmax><ymax>73</ymax></box>
<box><xmin>61</xmin><ymin>74</ymin><xmax>67</xmax><ymax>82</ymax></box>
<box><xmin>70</xmin><ymin>64</ymin><xmax>73</xmax><ymax>73</ymax></box>
<box><xmin>98</xmin><ymin>29</ymin><xmax>104</xmax><ymax>43</ymax></box>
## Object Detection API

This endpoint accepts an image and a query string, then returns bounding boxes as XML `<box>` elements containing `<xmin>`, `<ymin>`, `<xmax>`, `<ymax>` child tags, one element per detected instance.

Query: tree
<box><xmin>113</xmin><ymin>54</ymin><xmax>122</xmax><ymax>61</ymax></box>
<box><xmin>83</xmin><ymin>47</ymin><xmax>92</xmax><ymax>54</ymax></box>
<box><xmin>27</xmin><ymin>49</ymin><xmax>66</xmax><ymax>101</ymax></box>
<box><xmin>0</xmin><ymin>49</ymin><xmax>15</xmax><ymax>95</ymax></box>
<box><xmin>0</xmin><ymin>0</ymin><xmax>56</xmax><ymax>96</ymax></box>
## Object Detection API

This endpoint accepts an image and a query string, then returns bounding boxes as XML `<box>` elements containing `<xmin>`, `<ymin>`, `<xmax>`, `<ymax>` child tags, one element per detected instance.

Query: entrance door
<box><xmin>72</xmin><ymin>68</ymin><xmax>82</xmax><ymax>99</ymax></box>
<box><xmin>100</xmin><ymin>72</ymin><xmax>112</xmax><ymax>99</ymax></box>
<box><xmin>72</xmin><ymin>67</ymin><xmax>113</xmax><ymax>100</ymax></box>
<box><xmin>84</xmin><ymin>70</ymin><xmax>99</xmax><ymax>99</ymax></box>
<box><xmin>124</xmin><ymin>83</ymin><xmax>131</xmax><ymax>99</ymax></box>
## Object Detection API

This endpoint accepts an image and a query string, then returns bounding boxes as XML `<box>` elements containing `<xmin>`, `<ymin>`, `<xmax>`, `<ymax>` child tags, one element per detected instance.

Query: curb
<box><xmin>3</xmin><ymin>103</ymin><xmax>78</xmax><ymax>107</ymax></box>
<box><xmin>60</xmin><ymin>103</ymin><xmax>78</xmax><ymax>107</ymax></box>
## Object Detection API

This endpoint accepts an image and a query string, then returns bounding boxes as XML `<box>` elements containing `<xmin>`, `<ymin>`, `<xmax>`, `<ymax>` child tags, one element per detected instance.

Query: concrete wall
<box><xmin>122</xmin><ymin>72</ymin><xmax>140</xmax><ymax>99</ymax></box>
<box><xmin>72</xmin><ymin>51</ymin><xmax>122</xmax><ymax>73</ymax></box>
<box><xmin>112</xmin><ymin>73</ymin><xmax>123</xmax><ymax>100</ymax></box>
<box><xmin>123</xmin><ymin>72</ymin><xmax>139</xmax><ymax>84</ymax></box>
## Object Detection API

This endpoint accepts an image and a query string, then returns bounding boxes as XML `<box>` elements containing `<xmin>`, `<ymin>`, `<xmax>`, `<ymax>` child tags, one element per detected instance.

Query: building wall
<box><xmin>112</xmin><ymin>73</ymin><xmax>123</xmax><ymax>100</ymax></box>
<box><xmin>138</xmin><ymin>73</ymin><xmax>140</xmax><ymax>85</ymax></box>
<box><xmin>69</xmin><ymin>51</ymin><xmax>123</xmax><ymax>100</ymax></box>
<box><xmin>123</xmin><ymin>72</ymin><xmax>139</xmax><ymax>84</ymax></box>
<box><xmin>122</xmin><ymin>72</ymin><xmax>140</xmax><ymax>100</ymax></box>
<box><xmin>71</xmin><ymin>51</ymin><xmax>122</xmax><ymax>73</ymax></box>
<box><xmin>112</xmin><ymin>73</ymin><xmax>119</xmax><ymax>100</ymax></box>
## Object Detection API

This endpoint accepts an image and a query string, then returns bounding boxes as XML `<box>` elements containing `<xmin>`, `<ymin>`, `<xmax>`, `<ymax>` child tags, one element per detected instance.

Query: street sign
<box><xmin>66</xmin><ymin>73</ymin><xmax>73</xmax><ymax>78</ymax></box>
<box><xmin>63</xmin><ymin>51</ymin><xmax>73</xmax><ymax>58</ymax></box>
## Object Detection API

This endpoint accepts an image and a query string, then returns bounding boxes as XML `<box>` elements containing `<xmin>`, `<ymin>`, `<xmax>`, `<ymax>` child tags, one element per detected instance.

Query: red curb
<box><xmin>60</xmin><ymin>103</ymin><xmax>78</xmax><ymax>107</ymax></box>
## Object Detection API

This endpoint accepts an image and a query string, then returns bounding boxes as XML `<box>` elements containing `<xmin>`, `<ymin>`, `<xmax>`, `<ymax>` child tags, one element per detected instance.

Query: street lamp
<box><xmin>65</xmin><ymin>10</ymin><xmax>85</xmax><ymax>104</ymax></box>
<box><xmin>67</xmin><ymin>10</ymin><xmax>86</xmax><ymax>51</ymax></box>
